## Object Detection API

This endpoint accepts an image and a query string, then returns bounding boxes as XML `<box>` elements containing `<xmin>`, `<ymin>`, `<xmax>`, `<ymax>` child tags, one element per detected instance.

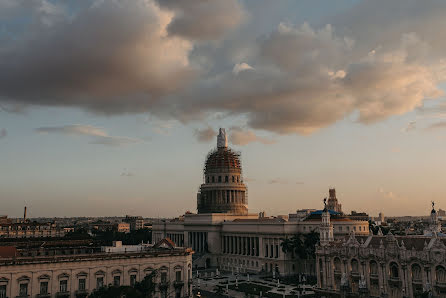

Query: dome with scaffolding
<box><xmin>197</xmin><ymin>128</ymin><xmax>248</xmax><ymax>215</ymax></box>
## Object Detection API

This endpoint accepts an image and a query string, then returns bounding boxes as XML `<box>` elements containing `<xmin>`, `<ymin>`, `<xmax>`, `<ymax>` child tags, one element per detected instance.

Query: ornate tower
<box><xmin>197</xmin><ymin>128</ymin><xmax>248</xmax><ymax>214</ymax></box>
<box><xmin>326</xmin><ymin>188</ymin><xmax>342</xmax><ymax>213</ymax></box>
<box><xmin>320</xmin><ymin>199</ymin><xmax>334</xmax><ymax>246</ymax></box>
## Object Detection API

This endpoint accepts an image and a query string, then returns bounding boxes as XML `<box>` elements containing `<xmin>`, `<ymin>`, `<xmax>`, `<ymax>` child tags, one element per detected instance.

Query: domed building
<box><xmin>197</xmin><ymin>128</ymin><xmax>248</xmax><ymax>215</ymax></box>
<box><xmin>152</xmin><ymin>127</ymin><xmax>369</xmax><ymax>275</ymax></box>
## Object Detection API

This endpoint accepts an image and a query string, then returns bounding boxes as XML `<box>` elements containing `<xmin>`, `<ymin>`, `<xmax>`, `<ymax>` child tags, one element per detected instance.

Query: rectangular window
<box><xmin>275</xmin><ymin>245</ymin><xmax>279</xmax><ymax>258</ymax></box>
<box><xmin>19</xmin><ymin>284</ymin><xmax>28</xmax><ymax>296</ymax></box>
<box><xmin>96</xmin><ymin>277</ymin><xmax>104</xmax><ymax>289</ymax></box>
<box><xmin>270</xmin><ymin>244</ymin><xmax>274</xmax><ymax>258</ymax></box>
<box><xmin>265</xmin><ymin>244</ymin><xmax>268</xmax><ymax>257</ymax></box>
<box><xmin>113</xmin><ymin>276</ymin><xmax>120</xmax><ymax>287</ymax></box>
<box><xmin>40</xmin><ymin>281</ymin><xmax>48</xmax><ymax>294</ymax></box>
<box><xmin>0</xmin><ymin>285</ymin><xmax>6</xmax><ymax>298</ymax></box>
<box><xmin>60</xmin><ymin>280</ymin><xmax>68</xmax><ymax>293</ymax></box>
<box><xmin>176</xmin><ymin>271</ymin><xmax>181</xmax><ymax>282</ymax></box>
<box><xmin>130</xmin><ymin>275</ymin><xmax>136</xmax><ymax>287</ymax></box>
<box><xmin>78</xmin><ymin>278</ymin><xmax>86</xmax><ymax>291</ymax></box>
<box><xmin>161</xmin><ymin>272</ymin><xmax>167</xmax><ymax>283</ymax></box>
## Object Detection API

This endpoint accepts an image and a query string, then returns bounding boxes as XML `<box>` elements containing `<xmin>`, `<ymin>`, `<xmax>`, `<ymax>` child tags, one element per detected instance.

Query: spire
<box><xmin>217</xmin><ymin>128</ymin><xmax>228</xmax><ymax>148</ymax></box>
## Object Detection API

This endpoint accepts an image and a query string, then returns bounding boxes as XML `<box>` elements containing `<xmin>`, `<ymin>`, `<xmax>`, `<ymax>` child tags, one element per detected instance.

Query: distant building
<box><xmin>124</xmin><ymin>215</ymin><xmax>144</xmax><ymax>231</ymax></box>
<box><xmin>348</xmin><ymin>211</ymin><xmax>369</xmax><ymax>221</ymax></box>
<box><xmin>0</xmin><ymin>216</ymin><xmax>65</xmax><ymax>239</ymax></box>
<box><xmin>117</xmin><ymin>222</ymin><xmax>131</xmax><ymax>233</ymax></box>
<box><xmin>0</xmin><ymin>239</ymin><xmax>192</xmax><ymax>298</ymax></box>
<box><xmin>326</xmin><ymin>188</ymin><xmax>342</xmax><ymax>213</ymax></box>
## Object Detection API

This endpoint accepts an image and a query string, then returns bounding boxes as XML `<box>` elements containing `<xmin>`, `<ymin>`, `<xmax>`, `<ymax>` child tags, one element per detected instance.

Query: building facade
<box><xmin>316</xmin><ymin>205</ymin><xmax>446</xmax><ymax>298</ymax></box>
<box><xmin>0</xmin><ymin>216</ymin><xmax>66</xmax><ymax>239</ymax></box>
<box><xmin>0</xmin><ymin>239</ymin><xmax>192</xmax><ymax>298</ymax></box>
<box><xmin>153</xmin><ymin>129</ymin><xmax>369</xmax><ymax>276</ymax></box>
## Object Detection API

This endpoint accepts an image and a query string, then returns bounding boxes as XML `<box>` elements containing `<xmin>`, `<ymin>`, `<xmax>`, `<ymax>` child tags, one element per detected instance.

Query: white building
<box><xmin>153</xmin><ymin>129</ymin><xmax>369</xmax><ymax>276</ymax></box>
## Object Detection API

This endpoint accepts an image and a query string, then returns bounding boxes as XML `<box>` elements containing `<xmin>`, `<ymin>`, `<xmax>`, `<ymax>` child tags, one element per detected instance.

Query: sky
<box><xmin>2</xmin><ymin>0</ymin><xmax>446</xmax><ymax>218</ymax></box>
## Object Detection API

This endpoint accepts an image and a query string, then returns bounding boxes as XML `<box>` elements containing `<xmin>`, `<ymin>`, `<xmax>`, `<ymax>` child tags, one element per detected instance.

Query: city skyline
<box><xmin>2</xmin><ymin>0</ymin><xmax>446</xmax><ymax>218</ymax></box>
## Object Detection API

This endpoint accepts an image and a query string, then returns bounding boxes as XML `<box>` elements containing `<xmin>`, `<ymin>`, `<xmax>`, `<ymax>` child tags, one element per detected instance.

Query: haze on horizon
<box><xmin>1</xmin><ymin>0</ymin><xmax>446</xmax><ymax>218</ymax></box>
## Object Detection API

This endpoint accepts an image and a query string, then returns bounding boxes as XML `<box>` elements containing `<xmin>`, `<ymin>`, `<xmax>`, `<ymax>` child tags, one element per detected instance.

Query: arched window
<box><xmin>411</xmin><ymin>264</ymin><xmax>422</xmax><ymax>282</ymax></box>
<box><xmin>436</xmin><ymin>266</ymin><xmax>446</xmax><ymax>283</ymax></box>
<box><xmin>389</xmin><ymin>263</ymin><xmax>399</xmax><ymax>279</ymax></box>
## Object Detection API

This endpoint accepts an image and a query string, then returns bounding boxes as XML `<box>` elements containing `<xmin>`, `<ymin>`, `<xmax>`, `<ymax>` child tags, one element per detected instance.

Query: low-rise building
<box><xmin>0</xmin><ymin>239</ymin><xmax>193</xmax><ymax>298</ymax></box>
<box><xmin>124</xmin><ymin>215</ymin><xmax>144</xmax><ymax>231</ymax></box>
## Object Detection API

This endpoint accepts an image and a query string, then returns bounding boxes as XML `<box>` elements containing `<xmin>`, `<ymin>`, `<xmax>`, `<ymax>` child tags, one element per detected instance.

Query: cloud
<box><xmin>194</xmin><ymin>126</ymin><xmax>216</xmax><ymax>143</ymax></box>
<box><xmin>2</xmin><ymin>0</ymin><xmax>446</xmax><ymax>136</ymax></box>
<box><xmin>268</xmin><ymin>178</ymin><xmax>288</xmax><ymax>185</ymax></box>
<box><xmin>403</xmin><ymin>121</ymin><xmax>416</xmax><ymax>132</ymax></box>
<box><xmin>233</xmin><ymin>63</ymin><xmax>254</xmax><ymax>75</ymax></box>
<box><xmin>229</xmin><ymin>127</ymin><xmax>275</xmax><ymax>145</ymax></box>
<box><xmin>35</xmin><ymin>125</ymin><xmax>141</xmax><ymax>146</ymax></box>
<box><xmin>120</xmin><ymin>169</ymin><xmax>135</xmax><ymax>177</ymax></box>
<box><xmin>0</xmin><ymin>0</ymin><xmax>195</xmax><ymax>114</ymax></box>
<box><xmin>426</xmin><ymin>121</ymin><xmax>446</xmax><ymax>130</ymax></box>
<box><xmin>155</xmin><ymin>0</ymin><xmax>245</xmax><ymax>40</ymax></box>
<box><xmin>0</xmin><ymin>128</ymin><xmax>7</xmax><ymax>139</ymax></box>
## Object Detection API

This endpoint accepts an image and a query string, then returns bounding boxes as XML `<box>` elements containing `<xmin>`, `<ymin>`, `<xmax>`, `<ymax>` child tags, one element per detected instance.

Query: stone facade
<box><xmin>0</xmin><ymin>239</ymin><xmax>193</xmax><ymax>298</ymax></box>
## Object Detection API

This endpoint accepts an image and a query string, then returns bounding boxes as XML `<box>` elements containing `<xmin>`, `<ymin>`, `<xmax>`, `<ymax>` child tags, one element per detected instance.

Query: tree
<box><xmin>281</xmin><ymin>232</ymin><xmax>319</xmax><ymax>259</ymax></box>
<box><xmin>88</xmin><ymin>271</ymin><xmax>158</xmax><ymax>298</ymax></box>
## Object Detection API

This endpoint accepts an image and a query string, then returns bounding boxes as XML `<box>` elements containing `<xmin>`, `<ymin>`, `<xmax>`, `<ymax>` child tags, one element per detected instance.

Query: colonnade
<box><xmin>204</xmin><ymin>190</ymin><xmax>246</xmax><ymax>205</ymax></box>
<box><xmin>188</xmin><ymin>232</ymin><xmax>207</xmax><ymax>253</ymax></box>
<box><xmin>166</xmin><ymin>233</ymin><xmax>184</xmax><ymax>247</ymax></box>
<box><xmin>222</xmin><ymin>235</ymin><xmax>259</xmax><ymax>256</ymax></box>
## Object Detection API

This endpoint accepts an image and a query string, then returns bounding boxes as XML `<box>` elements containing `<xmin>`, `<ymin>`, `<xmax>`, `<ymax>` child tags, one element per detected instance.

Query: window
<box><xmin>275</xmin><ymin>245</ymin><xmax>279</xmax><ymax>258</ymax></box>
<box><xmin>354</xmin><ymin>226</ymin><xmax>356</xmax><ymax>231</ymax></box>
<box><xmin>40</xmin><ymin>281</ymin><xmax>49</xmax><ymax>294</ymax></box>
<box><xmin>176</xmin><ymin>271</ymin><xmax>182</xmax><ymax>282</ymax></box>
<box><xmin>212</xmin><ymin>176</ymin><xmax>215</xmax><ymax>183</ymax></box>
<box><xmin>256</xmin><ymin>261</ymin><xmax>258</xmax><ymax>267</ymax></box>
<box><xmin>232</xmin><ymin>176</ymin><xmax>235</xmax><ymax>183</ymax></box>
<box><xmin>113</xmin><ymin>276</ymin><xmax>120</xmax><ymax>287</ymax></box>
<box><xmin>347</xmin><ymin>226</ymin><xmax>350</xmax><ymax>231</ymax></box>
<box><xmin>19</xmin><ymin>284</ymin><xmax>28</xmax><ymax>296</ymax></box>
<box><xmin>96</xmin><ymin>277</ymin><xmax>104</xmax><ymax>289</ymax></box>
<box><xmin>78</xmin><ymin>278</ymin><xmax>86</xmax><ymax>291</ymax></box>
<box><xmin>225</xmin><ymin>176</ymin><xmax>228</xmax><ymax>183</ymax></box>
<box><xmin>218</xmin><ymin>176</ymin><xmax>222</xmax><ymax>183</ymax></box>
<box><xmin>206</xmin><ymin>177</ymin><xmax>209</xmax><ymax>183</ymax></box>
<box><xmin>237</xmin><ymin>176</ymin><xmax>240</xmax><ymax>183</ymax></box>
<box><xmin>161</xmin><ymin>272</ymin><xmax>167</xmax><ymax>283</ymax></box>
<box><xmin>60</xmin><ymin>280</ymin><xmax>68</xmax><ymax>293</ymax></box>
<box><xmin>265</xmin><ymin>244</ymin><xmax>268</xmax><ymax>257</ymax></box>
<box><xmin>0</xmin><ymin>285</ymin><xmax>6</xmax><ymax>298</ymax></box>
<box><xmin>130</xmin><ymin>275</ymin><xmax>137</xmax><ymax>286</ymax></box>
<box><xmin>339</xmin><ymin>226</ymin><xmax>342</xmax><ymax>231</ymax></box>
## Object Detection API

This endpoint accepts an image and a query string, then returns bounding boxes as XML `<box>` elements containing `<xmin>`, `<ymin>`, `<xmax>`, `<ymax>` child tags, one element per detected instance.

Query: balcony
<box><xmin>36</xmin><ymin>294</ymin><xmax>51</xmax><ymax>298</ymax></box>
<box><xmin>350</xmin><ymin>272</ymin><xmax>360</xmax><ymax>279</ymax></box>
<box><xmin>436</xmin><ymin>281</ymin><xmax>446</xmax><ymax>289</ymax></box>
<box><xmin>370</xmin><ymin>273</ymin><xmax>379</xmax><ymax>280</ymax></box>
<box><xmin>56</xmin><ymin>292</ymin><xmax>70</xmax><ymax>298</ymax></box>
<box><xmin>412</xmin><ymin>278</ymin><xmax>422</xmax><ymax>284</ymax></box>
<box><xmin>388</xmin><ymin>277</ymin><xmax>401</xmax><ymax>286</ymax></box>
<box><xmin>334</xmin><ymin>270</ymin><xmax>341</xmax><ymax>276</ymax></box>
